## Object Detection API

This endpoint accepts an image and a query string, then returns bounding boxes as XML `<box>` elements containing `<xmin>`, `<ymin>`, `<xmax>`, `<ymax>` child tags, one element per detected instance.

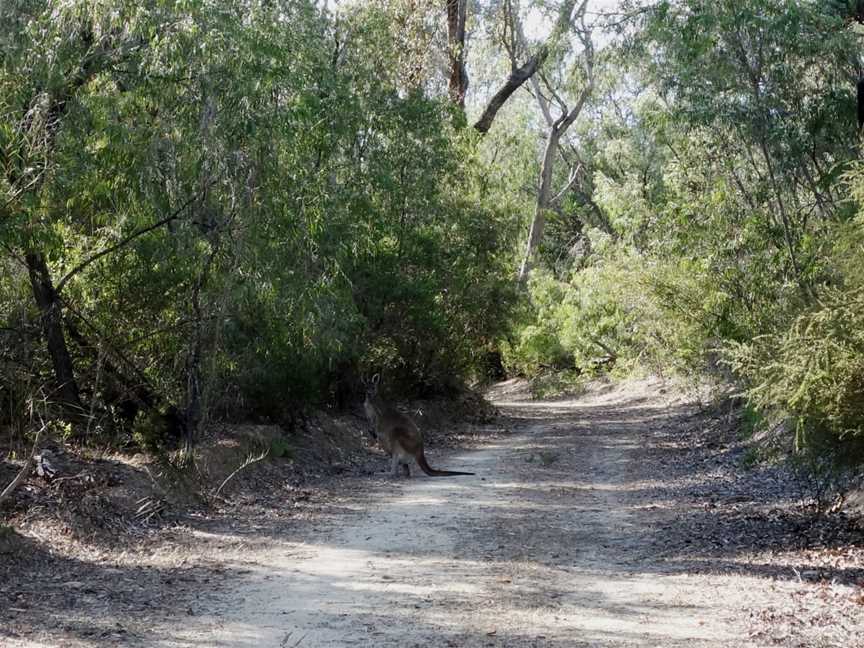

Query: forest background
<box><xmin>3</xmin><ymin>0</ymin><xmax>864</xmax><ymax>477</ymax></box>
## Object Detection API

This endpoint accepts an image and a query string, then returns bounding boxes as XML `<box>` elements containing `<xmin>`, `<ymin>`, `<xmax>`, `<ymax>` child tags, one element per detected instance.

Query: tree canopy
<box><xmin>3</xmin><ymin>0</ymin><xmax>864</xmax><ymax>466</ymax></box>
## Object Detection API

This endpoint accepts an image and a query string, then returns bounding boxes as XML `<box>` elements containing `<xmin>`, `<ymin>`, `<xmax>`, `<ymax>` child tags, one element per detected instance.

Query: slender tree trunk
<box><xmin>473</xmin><ymin>48</ymin><xmax>547</xmax><ymax>134</ymax></box>
<box><xmin>183</xmin><ymin>281</ymin><xmax>203</xmax><ymax>454</ymax></box>
<box><xmin>518</xmin><ymin>67</ymin><xmax>593</xmax><ymax>283</ymax></box>
<box><xmin>25</xmin><ymin>251</ymin><xmax>83</xmax><ymax>414</ymax></box>
<box><xmin>757</xmin><ymin>137</ymin><xmax>806</xmax><ymax>291</ymax></box>
<box><xmin>444</xmin><ymin>0</ymin><xmax>548</xmax><ymax>133</ymax></box>
<box><xmin>516</xmin><ymin>0</ymin><xmax>593</xmax><ymax>283</ymax></box>
<box><xmin>446</xmin><ymin>0</ymin><xmax>468</xmax><ymax>107</ymax></box>
<box><xmin>519</xmin><ymin>126</ymin><xmax>561</xmax><ymax>282</ymax></box>
<box><xmin>181</xmin><ymin>87</ymin><xmax>223</xmax><ymax>453</ymax></box>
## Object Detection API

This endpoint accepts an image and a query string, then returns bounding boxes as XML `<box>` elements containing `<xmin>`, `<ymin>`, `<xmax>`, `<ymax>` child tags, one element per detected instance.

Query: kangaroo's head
<box><xmin>364</xmin><ymin>372</ymin><xmax>381</xmax><ymax>403</ymax></box>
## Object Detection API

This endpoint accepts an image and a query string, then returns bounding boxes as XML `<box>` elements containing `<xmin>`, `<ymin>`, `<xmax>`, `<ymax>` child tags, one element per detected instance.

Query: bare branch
<box><xmin>517</xmin><ymin>0</ymin><xmax>596</xmax><ymax>283</ymax></box>
<box><xmin>214</xmin><ymin>448</ymin><xmax>270</xmax><ymax>500</ymax></box>
<box><xmin>474</xmin><ymin>0</ymin><xmax>561</xmax><ymax>134</ymax></box>
<box><xmin>0</xmin><ymin>423</ymin><xmax>45</xmax><ymax>509</ymax></box>
<box><xmin>550</xmin><ymin>163</ymin><xmax>583</xmax><ymax>206</ymax></box>
<box><xmin>474</xmin><ymin>47</ymin><xmax>548</xmax><ymax>134</ymax></box>
<box><xmin>55</xmin><ymin>188</ymin><xmax>209</xmax><ymax>295</ymax></box>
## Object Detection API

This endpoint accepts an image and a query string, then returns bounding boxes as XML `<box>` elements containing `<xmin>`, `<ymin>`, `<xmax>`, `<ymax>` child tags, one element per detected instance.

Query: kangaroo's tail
<box><xmin>417</xmin><ymin>451</ymin><xmax>474</xmax><ymax>477</ymax></box>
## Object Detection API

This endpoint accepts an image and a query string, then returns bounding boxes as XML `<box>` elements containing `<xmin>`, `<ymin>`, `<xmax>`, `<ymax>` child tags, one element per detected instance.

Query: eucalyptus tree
<box><xmin>1</xmin><ymin>1</ymin><xmax>338</xmax><ymax>435</ymax></box>
<box><xmin>1</xmin><ymin>1</ymin><xmax>163</xmax><ymax>416</ymax></box>
<box><xmin>517</xmin><ymin>0</ymin><xmax>596</xmax><ymax>282</ymax></box>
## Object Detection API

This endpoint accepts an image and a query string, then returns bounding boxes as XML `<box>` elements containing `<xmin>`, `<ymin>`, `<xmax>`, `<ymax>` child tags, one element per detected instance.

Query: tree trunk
<box><xmin>518</xmin><ymin>83</ymin><xmax>593</xmax><ymax>283</ymax></box>
<box><xmin>25</xmin><ymin>252</ymin><xmax>83</xmax><ymax>414</ymax></box>
<box><xmin>518</xmin><ymin>126</ymin><xmax>561</xmax><ymax>282</ymax></box>
<box><xmin>446</xmin><ymin>0</ymin><xmax>468</xmax><ymax>107</ymax></box>
<box><xmin>474</xmin><ymin>48</ymin><xmax>547</xmax><ymax>134</ymax></box>
<box><xmin>515</xmin><ymin>0</ymin><xmax>594</xmax><ymax>283</ymax></box>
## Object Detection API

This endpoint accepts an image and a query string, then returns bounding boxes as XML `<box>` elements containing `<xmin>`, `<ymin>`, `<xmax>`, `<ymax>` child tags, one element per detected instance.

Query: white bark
<box><xmin>517</xmin><ymin>0</ymin><xmax>594</xmax><ymax>284</ymax></box>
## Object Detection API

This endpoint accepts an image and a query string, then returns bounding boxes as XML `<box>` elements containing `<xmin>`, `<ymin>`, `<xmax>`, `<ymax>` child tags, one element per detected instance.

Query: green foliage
<box><xmin>268</xmin><ymin>437</ymin><xmax>293</xmax><ymax>460</ymax></box>
<box><xmin>503</xmin><ymin>0</ymin><xmax>864</xmax><ymax>470</ymax></box>
<box><xmin>738</xmin><ymin>405</ymin><xmax>764</xmax><ymax>441</ymax></box>
<box><xmin>727</xmin><ymin>283</ymin><xmax>864</xmax><ymax>458</ymax></box>
<box><xmin>505</xmin><ymin>247</ymin><xmax>735</xmax><ymax>380</ymax></box>
<box><xmin>130</xmin><ymin>407</ymin><xmax>182</xmax><ymax>454</ymax></box>
<box><xmin>690</xmin><ymin>82</ymin><xmax>864</xmax><ymax>463</ymax></box>
<box><xmin>4</xmin><ymin>0</ymin><xmax>864</xmax><ymax>477</ymax></box>
<box><xmin>0</xmin><ymin>0</ymin><xmax>520</xmax><ymax>449</ymax></box>
<box><xmin>527</xmin><ymin>370</ymin><xmax>587</xmax><ymax>400</ymax></box>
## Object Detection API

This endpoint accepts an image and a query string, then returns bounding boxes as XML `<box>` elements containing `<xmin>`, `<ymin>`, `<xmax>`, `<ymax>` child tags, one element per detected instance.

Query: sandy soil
<box><xmin>4</xmin><ymin>378</ymin><xmax>862</xmax><ymax>647</ymax></box>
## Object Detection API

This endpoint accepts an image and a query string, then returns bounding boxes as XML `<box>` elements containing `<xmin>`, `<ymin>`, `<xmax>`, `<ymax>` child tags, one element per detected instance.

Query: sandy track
<box><xmin>153</xmin><ymin>379</ymin><xmax>808</xmax><ymax>647</ymax></box>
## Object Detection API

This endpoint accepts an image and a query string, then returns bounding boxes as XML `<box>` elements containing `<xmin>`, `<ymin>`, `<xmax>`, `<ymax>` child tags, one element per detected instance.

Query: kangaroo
<box><xmin>363</xmin><ymin>374</ymin><xmax>474</xmax><ymax>478</ymax></box>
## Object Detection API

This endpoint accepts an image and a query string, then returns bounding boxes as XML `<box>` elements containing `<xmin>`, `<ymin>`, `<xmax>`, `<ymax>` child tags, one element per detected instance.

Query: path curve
<box><xmin>160</xmin><ymin>378</ymin><xmax>800</xmax><ymax>647</ymax></box>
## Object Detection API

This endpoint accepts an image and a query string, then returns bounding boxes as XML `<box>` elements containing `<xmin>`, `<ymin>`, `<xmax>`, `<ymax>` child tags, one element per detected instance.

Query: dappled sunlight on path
<box><xmin>146</xmin><ymin>378</ymin><xmax>812</xmax><ymax>647</ymax></box>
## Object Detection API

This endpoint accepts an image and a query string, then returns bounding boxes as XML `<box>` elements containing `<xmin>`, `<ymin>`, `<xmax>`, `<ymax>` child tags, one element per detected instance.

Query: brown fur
<box><xmin>363</xmin><ymin>375</ymin><xmax>473</xmax><ymax>478</ymax></box>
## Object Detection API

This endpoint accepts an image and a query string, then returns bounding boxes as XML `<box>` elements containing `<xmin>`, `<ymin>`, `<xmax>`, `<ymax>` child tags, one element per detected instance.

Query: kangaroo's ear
<box><xmin>360</xmin><ymin>374</ymin><xmax>368</xmax><ymax>387</ymax></box>
<box><xmin>372</xmin><ymin>373</ymin><xmax>380</xmax><ymax>386</ymax></box>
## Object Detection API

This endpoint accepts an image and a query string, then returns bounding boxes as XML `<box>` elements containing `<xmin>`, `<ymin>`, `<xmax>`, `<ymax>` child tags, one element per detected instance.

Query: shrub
<box><xmin>726</xmin><ymin>284</ymin><xmax>864</xmax><ymax>462</ymax></box>
<box><xmin>506</xmin><ymin>246</ymin><xmax>732</xmax><ymax>379</ymax></box>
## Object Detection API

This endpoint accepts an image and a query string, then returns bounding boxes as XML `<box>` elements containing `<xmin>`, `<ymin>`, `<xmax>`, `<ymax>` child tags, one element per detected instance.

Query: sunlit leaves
<box><xmin>1</xmin><ymin>0</ymin><xmax>521</xmax><ymax>424</ymax></box>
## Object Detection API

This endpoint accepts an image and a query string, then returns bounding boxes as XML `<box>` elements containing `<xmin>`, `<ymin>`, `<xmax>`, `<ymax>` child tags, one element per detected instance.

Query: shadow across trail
<box><xmin>501</xmin><ymin>392</ymin><xmax>863</xmax><ymax>584</ymax></box>
<box><xmin>9</xmin><ymin>378</ymin><xmax>861</xmax><ymax>647</ymax></box>
<box><xmin>149</xmin><ymin>377</ymin><xmax>864</xmax><ymax>648</ymax></box>
<box><xmin>0</xmin><ymin>529</ymin><xmax>242</xmax><ymax>647</ymax></box>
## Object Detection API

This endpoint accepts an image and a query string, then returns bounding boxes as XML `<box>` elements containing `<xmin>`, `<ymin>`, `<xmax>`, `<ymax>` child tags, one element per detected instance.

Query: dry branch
<box><xmin>213</xmin><ymin>448</ymin><xmax>270</xmax><ymax>499</ymax></box>
<box><xmin>473</xmin><ymin>48</ymin><xmax>548</xmax><ymax>134</ymax></box>
<box><xmin>0</xmin><ymin>424</ymin><xmax>44</xmax><ymax>509</ymax></box>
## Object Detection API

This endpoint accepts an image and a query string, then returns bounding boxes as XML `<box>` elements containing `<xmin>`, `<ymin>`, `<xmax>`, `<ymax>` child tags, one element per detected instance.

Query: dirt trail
<box><xmin>140</xmin><ymin>378</ymin><xmax>821</xmax><ymax>647</ymax></box>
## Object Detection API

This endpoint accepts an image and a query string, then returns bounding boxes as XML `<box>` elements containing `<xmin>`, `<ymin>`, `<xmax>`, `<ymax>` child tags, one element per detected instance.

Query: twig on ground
<box><xmin>214</xmin><ymin>447</ymin><xmax>270</xmax><ymax>499</ymax></box>
<box><xmin>0</xmin><ymin>423</ymin><xmax>45</xmax><ymax>509</ymax></box>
